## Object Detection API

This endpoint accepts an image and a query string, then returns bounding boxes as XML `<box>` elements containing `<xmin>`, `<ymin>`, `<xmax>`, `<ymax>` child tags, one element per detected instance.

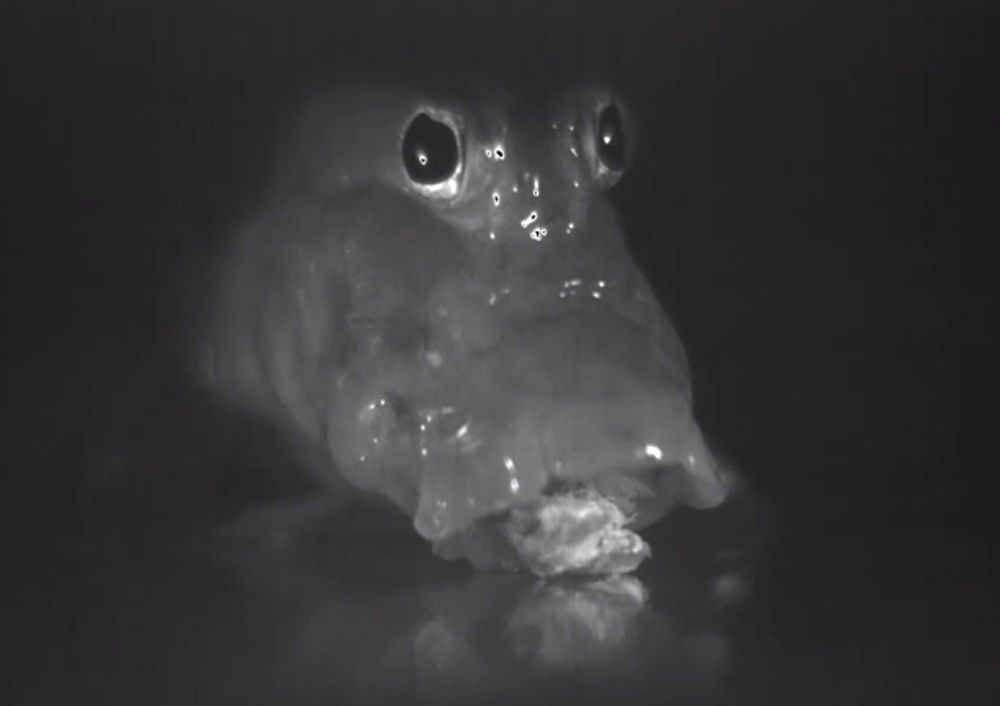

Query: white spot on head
<box><xmin>421</xmin><ymin>448</ymin><xmax>428</xmax><ymax>457</ymax></box>
<box><xmin>645</xmin><ymin>444</ymin><xmax>663</xmax><ymax>461</ymax></box>
<box><xmin>569</xmin><ymin>146</ymin><xmax>579</xmax><ymax>158</ymax></box>
<box><xmin>504</xmin><ymin>457</ymin><xmax>516</xmax><ymax>473</ymax></box>
<box><xmin>572</xmin><ymin>180</ymin><xmax>580</xmax><ymax>189</ymax></box>
<box><xmin>489</xmin><ymin>231</ymin><xmax>496</xmax><ymax>240</ymax></box>
<box><xmin>510</xmin><ymin>477</ymin><xmax>520</xmax><ymax>493</ymax></box>
<box><xmin>592</xmin><ymin>290</ymin><xmax>602</xmax><ymax>299</ymax></box>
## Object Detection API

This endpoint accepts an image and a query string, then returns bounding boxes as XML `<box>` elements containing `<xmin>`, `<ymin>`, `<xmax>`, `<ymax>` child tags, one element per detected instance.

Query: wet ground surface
<box><xmin>13</xmin><ymin>500</ymin><xmax>995</xmax><ymax>706</ymax></box>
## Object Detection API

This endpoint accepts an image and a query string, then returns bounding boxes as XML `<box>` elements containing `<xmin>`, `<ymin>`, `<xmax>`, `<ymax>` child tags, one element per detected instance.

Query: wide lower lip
<box><xmin>435</xmin><ymin>472</ymin><xmax>659</xmax><ymax>577</ymax></box>
<box><xmin>492</xmin><ymin>461</ymin><xmax>677</xmax><ymax>528</ymax></box>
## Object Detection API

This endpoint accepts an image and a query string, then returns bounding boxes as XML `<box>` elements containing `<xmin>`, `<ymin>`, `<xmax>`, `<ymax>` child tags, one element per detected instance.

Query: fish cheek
<box><xmin>325</xmin><ymin>369</ymin><xmax>424</xmax><ymax>518</ymax></box>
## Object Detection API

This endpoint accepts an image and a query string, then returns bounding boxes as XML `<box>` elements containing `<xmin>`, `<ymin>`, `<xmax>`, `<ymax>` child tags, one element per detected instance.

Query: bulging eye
<box><xmin>596</xmin><ymin>101</ymin><xmax>627</xmax><ymax>173</ymax></box>
<box><xmin>402</xmin><ymin>112</ymin><xmax>462</xmax><ymax>189</ymax></box>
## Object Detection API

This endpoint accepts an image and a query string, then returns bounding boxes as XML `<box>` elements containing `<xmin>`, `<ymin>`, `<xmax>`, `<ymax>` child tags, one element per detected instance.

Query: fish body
<box><xmin>195</xmin><ymin>83</ymin><xmax>731</xmax><ymax>572</ymax></box>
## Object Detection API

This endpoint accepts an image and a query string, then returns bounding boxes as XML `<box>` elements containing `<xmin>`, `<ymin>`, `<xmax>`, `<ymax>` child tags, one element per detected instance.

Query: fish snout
<box><xmin>411</xmin><ymin>315</ymin><xmax>729</xmax><ymax>541</ymax></box>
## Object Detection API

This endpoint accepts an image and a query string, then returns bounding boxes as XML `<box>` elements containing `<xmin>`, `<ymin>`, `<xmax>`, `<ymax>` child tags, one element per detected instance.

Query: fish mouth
<box><xmin>402</xmin><ymin>384</ymin><xmax>730</xmax><ymax>576</ymax></box>
<box><xmin>428</xmin><ymin>462</ymin><xmax>694</xmax><ymax>578</ymax></box>
<box><xmin>328</xmin><ymin>306</ymin><xmax>730</xmax><ymax>576</ymax></box>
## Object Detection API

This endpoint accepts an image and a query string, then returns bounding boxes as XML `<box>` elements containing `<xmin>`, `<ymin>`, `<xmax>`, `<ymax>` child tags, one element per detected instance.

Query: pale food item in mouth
<box><xmin>504</xmin><ymin>487</ymin><xmax>650</xmax><ymax>577</ymax></box>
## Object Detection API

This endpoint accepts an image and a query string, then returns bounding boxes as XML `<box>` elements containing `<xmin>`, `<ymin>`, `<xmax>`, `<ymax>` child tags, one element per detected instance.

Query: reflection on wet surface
<box><xmin>20</xmin><ymin>497</ymin><xmax>994</xmax><ymax>706</ymax></box>
<box><xmin>62</xmin><ymin>501</ymin><xmax>758</xmax><ymax>706</ymax></box>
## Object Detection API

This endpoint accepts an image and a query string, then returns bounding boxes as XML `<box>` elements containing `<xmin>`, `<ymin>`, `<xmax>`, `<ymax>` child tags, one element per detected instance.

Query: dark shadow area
<box><xmin>6</xmin><ymin>0</ymin><xmax>991</xmax><ymax>704</ymax></box>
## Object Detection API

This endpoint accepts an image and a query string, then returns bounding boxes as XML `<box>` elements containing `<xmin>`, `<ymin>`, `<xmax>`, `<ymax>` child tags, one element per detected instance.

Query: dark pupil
<box><xmin>597</xmin><ymin>103</ymin><xmax>626</xmax><ymax>172</ymax></box>
<box><xmin>402</xmin><ymin>113</ymin><xmax>460</xmax><ymax>185</ymax></box>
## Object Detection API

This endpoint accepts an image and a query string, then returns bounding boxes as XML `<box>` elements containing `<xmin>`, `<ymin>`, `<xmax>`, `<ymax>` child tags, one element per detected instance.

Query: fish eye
<box><xmin>595</xmin><ymin>101</ymin><xmax>627</xmax><ymax>174</ymax></box>
<box><xmin>402</xmin><ymin>111</ymin><xmax>462</xmax><ymax>192</ymax></box>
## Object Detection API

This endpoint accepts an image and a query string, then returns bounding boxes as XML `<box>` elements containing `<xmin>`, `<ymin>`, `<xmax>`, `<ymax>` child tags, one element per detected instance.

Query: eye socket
<box><xmin>402</xmin><ymin>112</ymin><xmax>462</xmax><ymax>187</ymax></box>
<box><xmin>596</xmin><ymin>101</ymin><xmax>627</xmax><ymax>173</ymax></box>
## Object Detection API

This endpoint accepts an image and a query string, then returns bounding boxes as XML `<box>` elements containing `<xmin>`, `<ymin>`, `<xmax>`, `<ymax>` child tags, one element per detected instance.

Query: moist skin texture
<box><xmin>196</xmin><ymin>83</ymin><xmax>731</xmax><ymax>575</ymax></box>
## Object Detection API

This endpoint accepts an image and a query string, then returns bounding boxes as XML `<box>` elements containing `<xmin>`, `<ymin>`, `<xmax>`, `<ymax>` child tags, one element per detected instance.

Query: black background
<box><xmin>5</xmin><ymin>0</ymin><xmax>992</xmax><ymax>702</ymax></box>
